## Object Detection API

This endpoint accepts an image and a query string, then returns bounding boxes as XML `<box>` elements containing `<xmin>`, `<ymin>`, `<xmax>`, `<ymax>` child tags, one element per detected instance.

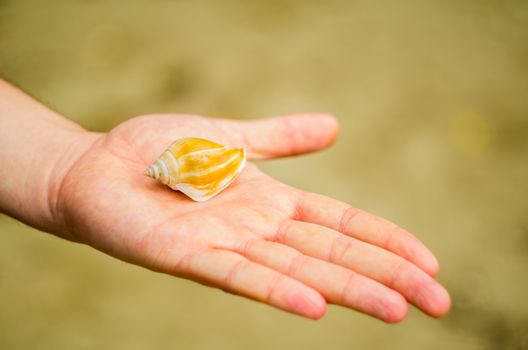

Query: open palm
<box><xmin>58</xmin><ymin>113</ymin><xmax>450</xmax><ymax>322</ymax></box>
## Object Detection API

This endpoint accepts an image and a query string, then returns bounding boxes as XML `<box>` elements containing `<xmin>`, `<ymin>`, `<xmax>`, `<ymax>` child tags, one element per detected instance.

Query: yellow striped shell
<box><xmin>143</xmin><ymin>138</ymin><xmax>246</xmax><ymax>202</ymax></box>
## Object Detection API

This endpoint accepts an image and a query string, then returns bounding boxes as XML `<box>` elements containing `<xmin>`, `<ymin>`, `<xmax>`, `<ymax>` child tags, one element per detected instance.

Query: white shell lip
<box><xmin>176</xmin><ymin>149</ymin><xmax>246</xmax><ymax>202</ymax></box>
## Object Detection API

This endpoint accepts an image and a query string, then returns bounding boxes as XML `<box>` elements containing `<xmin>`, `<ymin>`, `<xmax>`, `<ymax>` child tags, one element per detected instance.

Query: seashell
<box><xmin>143</xmin><ymin>138</ymin><xmax>246</xmax><ymax>202</ymax></box>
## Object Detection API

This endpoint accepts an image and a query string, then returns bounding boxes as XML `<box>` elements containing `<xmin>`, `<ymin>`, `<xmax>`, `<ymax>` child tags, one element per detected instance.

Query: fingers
<box><xmin>223</xmin><ymin>113</ymin><xmax>339</xmax><ymax>160</ymax></box>
<box><xmin>236</xmin><ymin>238</ymin><xmax>408</xmax><ymax>323</ymax></box>
<box><xmin>297</xmin><ymin>192</ymin><xmax>440</xmax><ymax>276</ymax></box>
<box><xmin>276</xmin><ymin>220</ymin><xmax>451</xmax><ymax>317</ymax></box>
<box><xmin>178</xmin><ymin>250</ymin><xmax>327</xmax><ymax>319</ymax></box>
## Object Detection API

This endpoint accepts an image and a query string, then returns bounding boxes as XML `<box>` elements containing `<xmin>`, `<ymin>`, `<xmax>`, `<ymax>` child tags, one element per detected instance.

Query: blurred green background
<box><xmin>1</xmin><ymin>0</ymin><xmax>527</xmax><ymax>349</ymax></box>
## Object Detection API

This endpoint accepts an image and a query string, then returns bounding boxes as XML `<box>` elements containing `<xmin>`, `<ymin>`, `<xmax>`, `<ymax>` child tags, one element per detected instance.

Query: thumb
<box><xmin>227</xmin><ymin>113</ymin><xmax>339</xmax><ymax>160</ymax></box>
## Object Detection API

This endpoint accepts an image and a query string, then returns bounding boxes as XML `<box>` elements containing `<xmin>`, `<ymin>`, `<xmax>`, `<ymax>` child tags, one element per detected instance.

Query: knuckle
<box><xmin>276</xmin><ymin>219</ymin><xmax>294</xmax><ymax>243</ymax></box>
<box><xmin>286</xmin><ymin>253</ymin><xmax>307</xmax><ymax>277</ymax></box>
<box><xmin>239</xmin><ymin>237</ymin><xmax>258</xmax><ymax>256</ymax></box>
<box><xmin>328</xmin><ymin>236</ymin><xmax>355</xmax><ymax>263</ymax></box>
<box><xmin>388</xmin><ymin>258</ymin><xmax>406</xmax><ymax>287</ymax></box>
<box><xmin>383</xmin><ymin>224</ymin><xmax>401</xmax><ymax>250</ymax></box>
<box><xmin>338</xmin><ymin>206</ymin><xmax>360</xmax><ymax>233</ymax></box>
<box><xmin>339</xmin><ymin>272</ymin><xmax>357</xmax><ymax>304</ymax></box>
<box><xmin>264</xmin><ymin>274</ymin><xmax>286</xmax><ymax>303</ymax></box>
<box><xmin>224</xmin><ymin>259</ymin><xmax>249</xmax><ymax>290</ymax></box>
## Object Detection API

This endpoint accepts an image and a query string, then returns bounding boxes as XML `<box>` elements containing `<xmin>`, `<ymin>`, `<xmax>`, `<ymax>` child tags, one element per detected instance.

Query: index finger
<box><xmin>296</xmin><ymin>192</ymin><xmax>439</xmax><ymax>276</ymax></box>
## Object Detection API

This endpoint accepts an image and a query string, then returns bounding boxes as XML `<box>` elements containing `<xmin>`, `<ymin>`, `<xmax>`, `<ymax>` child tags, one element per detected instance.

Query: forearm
<box><xmin>0</xmin><ymin>79</ymin><xmax>99</xmax><ymax>237</ymax></box>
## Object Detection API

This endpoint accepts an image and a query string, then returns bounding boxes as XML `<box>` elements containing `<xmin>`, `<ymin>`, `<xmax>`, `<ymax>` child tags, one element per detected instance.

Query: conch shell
<box><xmin>144</xmin><ymin>138</ymin><xmax>246</xmax><ymax>202</ymax></box>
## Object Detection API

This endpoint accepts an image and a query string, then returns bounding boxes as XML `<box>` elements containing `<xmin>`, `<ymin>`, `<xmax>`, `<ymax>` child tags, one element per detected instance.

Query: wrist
<box><xmin>45</xmin><ymin>130</ymin><xmax>102</xmax><ymax>239</ymax></box>
<box><xmin>0</xmin><ymin>125</ymin><xmax>101</xmax><ymax>239</ymax></box>
<box><xmin>0</xmin><ymin>80</ymin><xmax>101</xmax><ymax>239</ymax></box>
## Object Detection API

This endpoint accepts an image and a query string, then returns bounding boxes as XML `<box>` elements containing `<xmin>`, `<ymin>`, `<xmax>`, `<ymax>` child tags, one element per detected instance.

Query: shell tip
<box><xmin>143</xmin><ymin>167</ymin><xmax>152</xmax><ymax>177</ymax></box>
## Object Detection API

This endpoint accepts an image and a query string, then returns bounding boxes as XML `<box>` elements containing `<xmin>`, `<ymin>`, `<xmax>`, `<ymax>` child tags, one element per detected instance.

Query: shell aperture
<box><xmin>143</xmin><ymin>138</ymin><xmax>246</xmax><ymax>202</ymax></box>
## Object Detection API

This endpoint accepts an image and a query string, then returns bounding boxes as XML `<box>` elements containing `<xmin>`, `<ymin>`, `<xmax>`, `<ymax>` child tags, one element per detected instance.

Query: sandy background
<box><xmin>1</xmin><ymin>1</ymin><xmax>527</xmax><ymax>349</ymax></box>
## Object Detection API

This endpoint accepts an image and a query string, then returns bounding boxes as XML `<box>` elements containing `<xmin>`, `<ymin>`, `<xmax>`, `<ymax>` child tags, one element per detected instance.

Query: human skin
<box><xmin>0</xmin><ymin>79</ymin><xmax>450</xmax><ymax>322</ymax></box>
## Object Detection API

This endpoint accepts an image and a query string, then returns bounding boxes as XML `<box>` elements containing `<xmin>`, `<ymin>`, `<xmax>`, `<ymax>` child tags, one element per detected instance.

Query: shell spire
<box><xmin>144</xmin><ymin>138</ymin><xmax>246</xmax><ymax>202</ymax></box>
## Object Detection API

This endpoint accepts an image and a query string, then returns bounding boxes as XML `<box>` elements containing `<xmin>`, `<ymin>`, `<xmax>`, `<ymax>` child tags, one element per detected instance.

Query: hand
<box><xmin>55</xmin><ymin>113</ymin><xmax>450</xmax><ymax>322</ymax></box>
